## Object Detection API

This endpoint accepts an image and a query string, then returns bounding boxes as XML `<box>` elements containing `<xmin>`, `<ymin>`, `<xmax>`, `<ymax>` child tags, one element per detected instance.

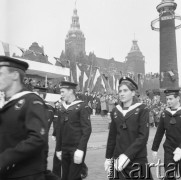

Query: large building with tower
<box><xmin>20</xmin><ymin>7</ymin><xmax>148</xmax><ymax>93</ymax></box>
<box><xmin>55</xmin><ymin>7</ymin><xmax>146</xmax><ymax>93</ymax></box>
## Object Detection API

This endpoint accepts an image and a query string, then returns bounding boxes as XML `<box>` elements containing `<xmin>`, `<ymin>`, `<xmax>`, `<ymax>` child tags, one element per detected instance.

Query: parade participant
<box><xmin>105</xmin><ymin>76</ymin><xmax>152</xmax><ymax>179</ymax></box>
<box><xmin>56</xmin><ymin>81</ymin><xmax>92</xmax><ymax>180</ymax></box>
<box><xmin>152</xmin><ymin>88</ymin><xmax>181</xmax><ymax>180</ymax></box>
<box><xmin>33</xmin><ymin>86</ymin><xmax>54</xmax><ymax>131</ymax></box>
<box><xmin>0</xmin><ymin>56</ymin><xmax>48</xmax><ymax>180</ymax></box>
<box><xmin>52</xmin><ymin>101</ymin><xmax>62</xmax><ymax>178</ymax></box>
<box><xmin>32</xmin><ymin>86</ymin><xmax>60</xmax><ymax>180</ymax></box>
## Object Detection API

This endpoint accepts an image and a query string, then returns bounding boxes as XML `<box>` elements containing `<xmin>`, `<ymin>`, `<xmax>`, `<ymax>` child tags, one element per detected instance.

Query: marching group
<box><xmin>0</xmin><ymin>56</ymin><xmax>181</xmax><ymax>180</ymax></box>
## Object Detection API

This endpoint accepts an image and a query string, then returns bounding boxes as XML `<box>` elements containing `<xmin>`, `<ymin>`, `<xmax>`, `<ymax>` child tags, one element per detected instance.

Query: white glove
<box><xmin>152</xmin><ymin>151</ymin><xmax>158</xmax><ymax>160</ymax></box>
<box><xmin>104</xmin><ymin>159</ymin><xmax>112</xmax><ymax>172</ymax></box>
<box><xmin>51</xmin><ymin>136</ymin><xmax>56</xmax><ymax>141</ymax></box>
<box><xmin>116</xmin><ymin>154</ymin><xmax>130</xmax><ymax>172</ymax></box>
<box><xmin>173</xmin><ymin>148</ymin><xmax>181</xmax><ymax>162</ymax></box>
<box><xmin>56</xmin><ymin>151</ymin><xmax>62</xmax><ymax>160</ymax></box>
<box><xmin>74</xmin><ymin>149</ymin><xmax>84</xmax><ymax>164</ymax></box>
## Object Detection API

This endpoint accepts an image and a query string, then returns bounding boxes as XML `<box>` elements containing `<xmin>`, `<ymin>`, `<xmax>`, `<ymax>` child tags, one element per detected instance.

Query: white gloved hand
<box><xmin>173</xmin><ymin>148</ymin><xmax>181</xmax><ymax>162</ymax></box>
<box><xmin>74</xmin><ymin>149</ymin><xmax>84</xmax><ymax>164</ymax></box>
<box><xmin>104</xmin><ymin>159</ymin><xmax>112</xmax><ymax>172</ymax></box>
<box><xmin>173</xmin><ymin>147</ymin><xmax>181</xmax><ymax>155</ymax></box>
<box><xmin>56</xmin><ymin>151</ymin><xmax>62</xmax><ymax>160</ymax></box>
<box><xmin>152</xmin><ymin>151</ymin><xmax>158</xmax><ymax>160</ymax></box>
<box><xmin>116</xmin><ymin>154</ymin><xmax>130</xmax><ymax>172</ymax></box>
<box><xmin>51</xmin><ymin>136</ymin><xmax>56</xmax><ymax>141</ymax></box>
<box><xmin>173</xmin><ymin>153</ymin><xmax>181</xmax><ymax>162</ymax></box>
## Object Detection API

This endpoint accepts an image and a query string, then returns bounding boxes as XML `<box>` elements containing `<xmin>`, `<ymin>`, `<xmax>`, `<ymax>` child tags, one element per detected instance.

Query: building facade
<box><xmin>56</xmin><ymin>8</ymin><xmax>146</xmax><ymax>93</ymax></box>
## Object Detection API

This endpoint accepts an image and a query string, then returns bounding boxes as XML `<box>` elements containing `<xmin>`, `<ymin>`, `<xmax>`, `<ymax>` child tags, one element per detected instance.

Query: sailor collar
<box><xmin>62</xmin><ymin>100</ymin><xmax>83</xmax><ymax>110</ymax></box>
<box><xmin>165</xmin><ymin>107</ymin><xmax>181</xmax><ymax>115</ymax></box>
<box><xmin>3</xmin><ymin>91</ymin><xmax>35</xmax><ymax>107</ymax></box>
<box><xmin>116</xmin><ymin>103</ymin><xmax>142</xmax><ymax>116</ymax></box>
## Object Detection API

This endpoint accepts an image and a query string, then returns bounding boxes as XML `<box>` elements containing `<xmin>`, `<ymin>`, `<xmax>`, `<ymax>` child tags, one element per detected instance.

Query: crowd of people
<box><xmin>1</xmin><ymin>56</ymin><xmax>181</xmax><ymax>180</ymax></box>
<box><xmin>23</xmin><ymin>77</ymin><xmax>62</xmax><ymax>94</ymax></box>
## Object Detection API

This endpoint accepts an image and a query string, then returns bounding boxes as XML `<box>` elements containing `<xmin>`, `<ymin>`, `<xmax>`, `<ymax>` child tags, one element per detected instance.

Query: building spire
<box><xmin>75</xmin><ymin>0</ymin><xmax>77</xmax><ymax>9</ymax></box>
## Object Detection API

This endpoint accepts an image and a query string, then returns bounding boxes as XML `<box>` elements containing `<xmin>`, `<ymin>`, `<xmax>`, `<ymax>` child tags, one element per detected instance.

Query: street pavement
<box><xmin>48</xmin><ymin>115</ymin><xmax>165</xmax><ymax>180</ymax></box>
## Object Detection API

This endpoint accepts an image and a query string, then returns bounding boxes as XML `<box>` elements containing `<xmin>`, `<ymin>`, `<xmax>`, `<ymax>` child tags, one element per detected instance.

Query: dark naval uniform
<box><xmin>45</xmin><ymin>101</ymin><xmax>54</xmax><ymax>131</ymax></box>
<box><xmin>106</xmin><ymin>102</ymin><xmax>152</xmax><ymax>179</ymax></box>
<box><xmin>152</xmin><ymin>107</ymin><xmax>181</xmax><ymax>179</ymax></box>
<box><xmin>0</xmin><ymin>91</ymin><xmax>48</xmax><ymax>180</ymax></box>
<box><xmin>56</xmin><ymin>100</ymin><xmax>92</xmax><ymax>180</ymax></box>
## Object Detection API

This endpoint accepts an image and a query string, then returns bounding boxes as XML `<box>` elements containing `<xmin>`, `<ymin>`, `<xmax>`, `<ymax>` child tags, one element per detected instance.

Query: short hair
<box><xmin>119</xmin><ymin>81</ymin><xmax>137</xmax><ymax>91</ymax></box>
<box><xmin>8</xmin><ymin>66</ymin><xmax>25</xmax><ymax>84</ymax></box>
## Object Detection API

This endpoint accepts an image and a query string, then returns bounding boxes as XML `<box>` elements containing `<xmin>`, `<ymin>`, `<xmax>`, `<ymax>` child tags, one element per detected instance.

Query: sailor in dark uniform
<box><xmin>105</xmin><ymin>76</ymin><xmax>152</xmax><ymax>180</ymax></box>
<box><xmin>152</xmin><ymin>88</ymin><xmax>181</xmax><ymax>180</ymax></box>
<box><xmin>33</xmin><ymin>86</ymin><xmax>54</xmax><ymax>131</ymax></box>
<box><xmin>32</xmin><ymin>86</ymin><xmax>60</xmax><ymax>180</ymax></box>
<box><xmin>0</xmin><ymin>56</ymin><xmax>48</xmax><ymax>180</ymax></box>
<box><xmin>56</xmin><ymin>81</ymin><xmax>92</xmax><ymax>180</ymax></box>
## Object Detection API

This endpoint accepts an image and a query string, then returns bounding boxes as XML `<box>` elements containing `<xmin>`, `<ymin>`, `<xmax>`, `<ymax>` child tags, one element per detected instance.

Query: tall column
<box><xmin>151</xmin><ymin>0</ymin><xmax>181</xmax><ymax>88</ymax></box>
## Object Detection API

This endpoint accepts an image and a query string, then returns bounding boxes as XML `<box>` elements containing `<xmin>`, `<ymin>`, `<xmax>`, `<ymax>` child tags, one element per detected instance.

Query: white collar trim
<box><xmin>116</xmin><ymin>103</ymin><xmax>142</xmax><ymax>116</ymax></box>
<box><xmin>166</xmin><ymin>107</ymin><xmax>181</xmax><ymax>115</ymax></box>
<box><xmin>3</xmin><ymin>91</ymin><xmax>35</xmax><ymax>107</ymax></box>
<box><xmin>62</xmin><ymin>100</ymin><xmax>83</xmax><ymax>109</ymax></box>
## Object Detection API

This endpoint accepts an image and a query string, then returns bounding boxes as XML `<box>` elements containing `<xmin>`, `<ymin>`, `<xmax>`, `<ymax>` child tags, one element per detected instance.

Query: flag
<box><xmin>101</xmin><ymin>76</ymin><xmax>106</xmax><ymax>89</ymax></box>
<box><xmin>113</xmin><ymin>75</ymin><xmax>115</xmax><ymax>90</ymax></box>
<box><xmin>70</xmin><ymin>70</ymin><xmax>74</xmax><ymax>83</ymax></box>
<box><xmin>168</xmin><ymin>71</ymin><xmax>176</xmax><ymax>81</ymax></box>
<box><xmin>93</xmin><ymin>68</ymin><xmax>100</xmax><ymax>86</ymax></box>
<box><xmin>82</xmin><ymin>71</ymin><xmax>88</xmax><ymax>90</ymax></box>
<box><xmin>140</xmin><ymin>74</ymin><xmax>144</xmax><ymax>87</ymax></box>
<box><xmin>116</xmin><ymin>78</ymin><xmax>119</xmax><ymax>92</ymax></box>
<box><xmin>76</xmin><ymin>64</ymin><xmax>81</xmax><ymax>83</ymax></box>
<box><xmin>8</xmin><ymin>45</ymin><xmax>23</xmax><ymax>57</ymax></box>
<box><xmin>0</xmin><ymin>42</ymin><xmax>5</xmax><ymax>55</ymax></box>
<box><xmin>18</xmin><ymin>47</ymin><xmax>25</xmax><ymax>56</ymax></box>
<box><xmin>160</xmin><ymin>72</ymin><xmax>164</xmax><ymax>81</ymax></box>
<box><xmin>47</xmin><ymin>56</ymin><xmax>55</xmax><ymax>65</ymax></box>
<box><xmin>54</xmin><ymin>57</ymin><xmax>64</xmax><ymax>67</ymax></box>
<box><xmin>2</xmin><ymin>42</ymin><xmax>10</xmax><ymax>56</ymax></box>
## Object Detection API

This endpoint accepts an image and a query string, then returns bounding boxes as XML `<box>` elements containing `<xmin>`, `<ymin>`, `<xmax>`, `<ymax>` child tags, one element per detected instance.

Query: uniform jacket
<box><xmin>45</xmin><ymin>101</ymin><xmax>54</xmax><ymax>131</ymax></box>
<box><xmin>106</xmin><ymin>103</ymin><xmax>149</xmax><ymax>160</ymax></box>
<box><xmin>56</xmin><ymin>100</ymin><xmax>92</xmax><ymax>152</ymax></box>
<box><xmin>152</xmin><ymin>107</ymin><xmax>181</xmax><ymax>155</ymax></box>
<box><xmin>0</xmin><ymin>91</ymin><xmax>48</xmax><ymax>178</ymax></box>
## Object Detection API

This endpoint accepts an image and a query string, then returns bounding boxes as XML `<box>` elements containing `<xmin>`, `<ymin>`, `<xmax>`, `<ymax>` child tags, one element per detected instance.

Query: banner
<box><xmin>76</xmin><ymin>64</ymin><xmax>81</xmax><ymax>83</ymax></box>
<box><xmin>82</xmin><ymin>71</ymin><xmax>88</xmax><ymax>90</ymax></box>
<box><xmin>93</xmin><ymin>68</ymin><xmax>100</xmax><ymax>86</ymax></box>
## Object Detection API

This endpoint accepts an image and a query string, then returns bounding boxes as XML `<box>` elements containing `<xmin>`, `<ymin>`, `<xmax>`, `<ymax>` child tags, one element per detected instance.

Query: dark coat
<box><xmin>152</xmin><ymin>107</ymin><xmax>181</xmax><ymax>156</ymax></box>
<box><xmin>56</xmin><ymin>100</ymin><xmax>92</xmax><ymax>152</ymax></box>
<box><xmin>106</xmin><ymin>103</ymin><xmax>150</xmax><ymax>160</ymax></box>
<box><xmin>0</xmin><ymin>91</ymin><xmax>48</xmax><ymax>179</ymax></box>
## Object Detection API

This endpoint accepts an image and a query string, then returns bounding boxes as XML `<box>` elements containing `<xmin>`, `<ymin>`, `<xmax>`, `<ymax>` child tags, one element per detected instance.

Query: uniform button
<box><xmin>12</xmin><ymin>164</ymin><xmax>16</xmax><ymax>168</ymax></box>
<box><xmin>7</xmin><ymin>166</ymin><xmax>9</xmax><ymax>170</ymax></box>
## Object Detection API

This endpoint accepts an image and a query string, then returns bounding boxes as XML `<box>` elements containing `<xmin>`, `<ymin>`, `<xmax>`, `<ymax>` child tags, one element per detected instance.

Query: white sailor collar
<box><xmin>62</xmin><ymin>100</ymin><xmax>83</xmax><ymax>110</ymax></box>
<box><xmin>165</xmin><ymin>107</ymin><xmax>181</xmax><ymax>115</ymax></box>
<box><xmin>3</xmin><ymin>91</ymin><xmax>36</xmax><ymax>107</ymax></box>
<box><xmin>116</xmin><ymin>103</ymin><xmax>142</xmax><ymax>117</ymax></box>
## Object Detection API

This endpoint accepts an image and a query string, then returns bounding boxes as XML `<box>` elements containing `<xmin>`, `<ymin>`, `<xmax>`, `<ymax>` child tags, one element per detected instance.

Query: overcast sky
<box><xmin>0</xmin><ymin>0</ymin><xmax>181</xmax><ymax>83</ymax></box>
